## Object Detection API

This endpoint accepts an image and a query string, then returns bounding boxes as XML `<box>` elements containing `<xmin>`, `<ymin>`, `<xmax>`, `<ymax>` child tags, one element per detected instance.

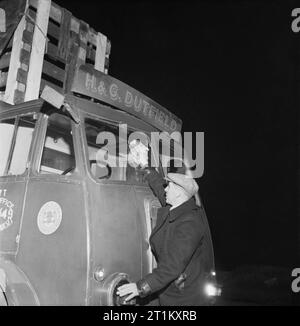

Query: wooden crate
<box><xmin>0</xmin><ymin>0</ymin><xmax>111</xmax><ymax>104</ymax></box>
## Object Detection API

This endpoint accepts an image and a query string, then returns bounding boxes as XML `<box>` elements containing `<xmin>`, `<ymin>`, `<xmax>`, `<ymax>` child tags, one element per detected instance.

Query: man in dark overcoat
<box><xmin>117</xmin><ymin>141</ymin><xmax>208</xmax><ymax>306</ymax></box>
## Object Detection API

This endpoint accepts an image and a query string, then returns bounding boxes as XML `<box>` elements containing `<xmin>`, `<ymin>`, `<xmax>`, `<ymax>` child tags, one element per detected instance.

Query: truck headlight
<box><xmin>204</xmin><ymin>282</ymin><xmax>222</xmax><ymax>297</ymax></box>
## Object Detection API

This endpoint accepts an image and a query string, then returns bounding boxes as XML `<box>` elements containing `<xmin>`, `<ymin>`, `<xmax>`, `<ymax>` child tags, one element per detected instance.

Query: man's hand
<box><xmin>128</xmin><ymin>140</ymin><xmax>149</xmax><ymax>169</ymax></box>
<box><xmin>116</xmin><ymin>283</ymin><xmax>139</xmax><ymax>302</ymax></box>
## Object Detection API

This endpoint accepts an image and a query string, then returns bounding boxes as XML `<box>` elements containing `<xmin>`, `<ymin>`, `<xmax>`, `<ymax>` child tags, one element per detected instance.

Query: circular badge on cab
<box><xmin>37</xmin><ymin>201</ymin><xmax>62</xmax><ymax>235</ymax></box>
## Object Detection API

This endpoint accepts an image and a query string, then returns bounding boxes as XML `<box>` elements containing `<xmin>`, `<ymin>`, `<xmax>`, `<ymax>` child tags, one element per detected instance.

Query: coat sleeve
<box><xmin>137</xmin><ymin>212</ymin><xmax>204</xmax><ymax>297</ymax></box>
<box><xmin>144</xmin><ymin>168</ymin><xmax>166</xmax><ymax>206</ymax></box>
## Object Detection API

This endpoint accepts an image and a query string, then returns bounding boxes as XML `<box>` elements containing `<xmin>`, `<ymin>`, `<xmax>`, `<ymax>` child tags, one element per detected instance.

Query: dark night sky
<box><xmin>55</xmin><ymin>0</ymin><xmax>298</xmax><ymax>270</ymax></box>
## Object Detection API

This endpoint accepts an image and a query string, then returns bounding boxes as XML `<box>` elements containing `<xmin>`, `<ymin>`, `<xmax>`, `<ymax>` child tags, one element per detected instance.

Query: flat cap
<box><xmin>165</xmin><ymin>173</ymin><xmax>199</xmax><ymax>198</ymax></box>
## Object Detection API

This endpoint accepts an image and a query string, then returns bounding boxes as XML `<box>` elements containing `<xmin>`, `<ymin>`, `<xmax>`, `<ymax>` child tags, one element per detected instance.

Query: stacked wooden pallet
<box><xmin>0</xmin><ymin>0</ymin><xmax>111</xmax><ymax>105</ymax></box>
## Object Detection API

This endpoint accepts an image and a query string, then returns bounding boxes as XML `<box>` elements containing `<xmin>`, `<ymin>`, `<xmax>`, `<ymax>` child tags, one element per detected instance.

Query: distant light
<box><xmin>211</xmin><ymin>271</ymin><xmax>216</xmax><ymax>276</ymax></box>
<box><xmin>204</xmin><ymin>283</ymin><xmax>221</xmax><ymax>297</ymax></box>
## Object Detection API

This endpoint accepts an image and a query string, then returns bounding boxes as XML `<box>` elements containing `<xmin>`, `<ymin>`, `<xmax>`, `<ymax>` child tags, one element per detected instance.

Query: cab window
<box><xmin>0</xmin><ymin>114</ymin><xmax>37</xmax><ymax>176</ymax></box>
<box><xmin>39</xmin><ymin>113</ymin><xmax>75</xmax><ymax>175</ymax></box>
<box><xmin>84</xmin><ymin>117</ymin><xmax>150</xmax><ymax>184</ymax></box>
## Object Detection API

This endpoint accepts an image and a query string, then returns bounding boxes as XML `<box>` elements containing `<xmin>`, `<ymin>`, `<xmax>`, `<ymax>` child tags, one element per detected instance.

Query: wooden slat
<box><xmin>57</xmin><ymin>8</ymin><xmax>72</xmax><ymax>61</ymax></box>
<box><xmin>106</xmin><ymin>40</ymin><xmax>111</xmax><ymax>56</ymax></box>
<box><xmin>0</xmin><ymin>53</ymin><xmax>11</xmax><ymax>70</ymax></box>
<box><xmin>27</xmin><ymin>7</ymin><xmax>37</xmax><ymax>20</ymax></box>
<box><xmin>30</xmin><ymin>0</ymin><xmax>59</xmax><ymax>22</ymax></box>
<box><xmin>20</xmin><ymin>49</ymin><xmax>31</xmax><ymax>67</ymax></box>
<box><xmin>23</xmin><ymin>30</ymin><xmax>34</xmax><ymax>44</ymax></box>
<box><xmin>47</xmin><ymin>19</ymin><xmax>60</xmax><ymax>41</ymax></box>
<box><xmin>94</xmin><ymin>32</ymin><xmax>107</xmax><ymax>72</ymax></box>
<box><xmin>49</xmin><ymin>1</ymin><xmax>62</xmax><ymax>24</ymax></box>
<box><xmin>25</xmin><ymin>0</ymin><xmax>51</xmax><ymax>101</ymax></box>
<box><xmin>4</xmin><ymin>2</ymin><xmax>29</xmax><ymax>104</ymax></box>
<box><xmin>88</xmin><ymin>29</ymin><xmax>98</xmax><ymax>47</ymax></box>
<box><xmin>104</xmin><ymin>56</ymin><xmax>109</xmax><ymax>70</ymax></box>
<box><xmin>23</xmin><ymin>43</ymin><xmax>31</xmax><ymax>52</ymax></box>
<box><xmin>79</xmin><ymin>21</ymin><xmax>89</xmax><ymax>42</ymax></box>
<box><xmin>77</xmin><ymin>21</ymin><xmax>88</xmax><ymax>64</ymax></box>
<box><xmin>78</xmin><ymin>48</ymin><xmax>86</xmax><ymax>63</ymax></box>
<box><xmin>42</xmin><ymin>60</ymin><xmax>65</xmax><ymax>82</ymax></box>
<box><xmin>86</xmin><ymin>47</ymin><xmax>95</xmax><ymax>62</ymax></box>
<box><xmin>2</xmin><ymin>0</ymin><xmax>111</xmax><ymax>104</ymax></box>
<box><xmin>14</xmin><ymin>89</ymin><xmax>25</xmax><ymax>104</ymax></box>
<box><xmin>29</xmin><ymin>0</ymin><xmax>39</xmax><ymax>9</ymax></box>
<box><xmin>17</xmin><ymin>82</ymin><xmax>26</xmax><ymax>92</ymax></box>
<box><xmin>0</xmin><ymin>12</ymin><xmax>5</xmax><ymax>35</ymax></box>
<box><xmin>0</xmin><ymin>72</ymin><xmax>8</xmax><ymax>88</ymax></box>
<box><xmin>16</xmin><ymin>68</ymin><xmax>28</xmax><ymax>84</ymax></box>
<box><xmin>40</xmin><ymin>78</ymin><xmax>63</xmax><ymax>94</ymax></box>
<box><xmin>46</xmin><ymin>42</ymin><xmax>58</xmax><ymax>59</ymax></box>
<box><xmin>70</xmin><ymin>17</ymin><xmax>80</xmax><ymax>34</ymax></box>
<box><xmin>20</xmin><ymin>63</ymin><xmax>29</xmax><ymax>71</ymax></box>
<box><xmin>62</xmin><ymin>32</ymin><xmax>79</xmax><ymax>93</ymax></box>
<box><xmin>25</xmin><ymin>21</ymin><xmax>35</xmax><ymax>33</ymax></box>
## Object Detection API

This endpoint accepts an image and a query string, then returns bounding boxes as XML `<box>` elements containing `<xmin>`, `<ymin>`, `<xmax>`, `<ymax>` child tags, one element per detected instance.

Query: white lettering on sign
<box><xmin>124</xmin><ymin>90</ymin><xmax>177</xmax><ymax>131</ymax></box>
<box><xmin>0</xmin><ymin>9</ymin><xmax>5</xmax><ymax>33</ymax></box>
<box><xmin>98</xmin><ymin>81</ymin><xmax>107</xmax><ymax>97</ymax></box>
<box><xmin>83</xmin><ymin>71</ymin><xmax>178</xmax><ymax>132</ymax></box>
<box><xmin>0</xmin><ymin>196</ymin><xmax>14</xmax><ymax>232</ymax></box>
<box><xmin>109</xmin><ymin>83</ymin><xmax>120</xmax><ymax>102</ymax></box>
<box><xmin>86</xmin><ymin>73</ymin><xmax>98</xmax><ymax>93</ymax></box>
<box><xmin>37</xmin><ymin>201</ymin><xmax>62</xmax><ymax>235</ymax></box>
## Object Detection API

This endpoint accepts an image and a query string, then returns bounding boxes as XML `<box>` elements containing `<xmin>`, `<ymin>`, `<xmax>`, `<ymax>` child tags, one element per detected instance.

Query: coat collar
<box><xmin>149</xmin><ymin>205</ymin><xmax>170</xmax><ymax>241</ymax></box>
<box><xmin>169</xmin><ymin>197</ymin><xmax>198</xmax><ymax>222</ymax></box>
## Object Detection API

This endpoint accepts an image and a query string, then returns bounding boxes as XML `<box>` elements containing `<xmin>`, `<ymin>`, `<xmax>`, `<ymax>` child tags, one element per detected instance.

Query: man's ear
<box><xmin>175</xmin><ymin>190</ymin><xmax>182</xmax><ymax>199</ymax></box>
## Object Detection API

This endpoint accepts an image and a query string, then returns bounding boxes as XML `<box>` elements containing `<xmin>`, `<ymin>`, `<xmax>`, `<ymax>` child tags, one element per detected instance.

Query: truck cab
<box><xmin>0</xmin><ymin>0</ymin><xmax>218</xmax><ymax>306</ymax></box>
<box><xmin>0</xmin><ymin>67</ymin><xmax>217</xmax><ymax>305</ymax></box>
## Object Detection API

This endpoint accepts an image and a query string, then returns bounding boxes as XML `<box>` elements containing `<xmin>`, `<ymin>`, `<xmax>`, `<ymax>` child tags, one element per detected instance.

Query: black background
<box><xmin>54</xmin><ymin>0</ymin><xmax>298</xmax><ymax>271</ymax></box>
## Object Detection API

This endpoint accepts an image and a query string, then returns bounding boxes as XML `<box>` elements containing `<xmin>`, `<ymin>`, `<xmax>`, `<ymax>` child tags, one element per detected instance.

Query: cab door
<box><xmin>81</xmin><ymin>115</ymin><xmax>143</xmax><ymax>305</ymax></box>
<box><xmin>0</xmin><ymin>113</ymin><xmax>39</xmax><ymax>257</ymax></box>
<box><xmin>16</xmin><ymin>112</ymin><xmax>88</xmax><ymax>305</ymax></box>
